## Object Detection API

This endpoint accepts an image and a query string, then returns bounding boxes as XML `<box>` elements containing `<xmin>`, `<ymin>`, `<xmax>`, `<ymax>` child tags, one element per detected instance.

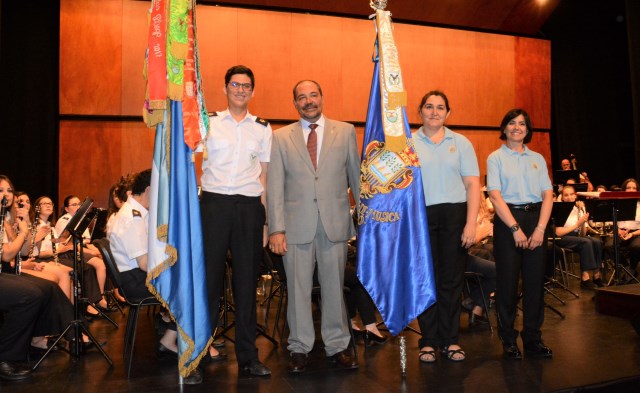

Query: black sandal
<box><xmin>418</xmin><ymin>348</ymin><xmax>437</xmax><ymax>363</ymax></box>
<box><xmin>442</xmin><ymin>345</ymin><xmax>466</xmax><ymax>362</ymax></box>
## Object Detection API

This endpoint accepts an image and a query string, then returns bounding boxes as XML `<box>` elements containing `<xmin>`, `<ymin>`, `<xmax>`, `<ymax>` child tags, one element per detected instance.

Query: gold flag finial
<box><xmin>370</xmin><ymin>0</ymin><xmax>388</xmax><ymax>11</ymax></box>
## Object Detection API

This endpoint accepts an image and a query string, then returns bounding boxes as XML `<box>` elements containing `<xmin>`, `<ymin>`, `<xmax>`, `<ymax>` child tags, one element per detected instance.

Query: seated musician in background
<box><xmin>55</xmin><ymin>194</ymin><xmax>109</xmax><ymax>314</ymax></box>
<box><xmin>1</xmin><ymin>175</ymin><xmax>92</xmax><ymax>357</ymax></box>
<box><xmin>13</xmin><ymin>193</ymin><xmax>74</xmax><ymax>301</ymax></box>
<box><xmin>108</xmin><ymin>169</ymin><xmax>202</xmax><ymax>384</ymax></box>
<box><xmin>610</xmin><ymin>178</ymin><xmax>640</xmax><ymax>275</ymax></box>
<box><xmin>343</xmin><ymin>242</ymin><xmax>388</xmax><ymax>345</ymax></box>
<box><xmin>560</xmin><ymin>157</ymin><xmax>594</xmax><ymax>192</ymax></box>
<box><xmin>465</xmin><ymin>190</ymin><xmax>496</xmax><ymax>326</ymax></box>
<box><xmin>555</xmin><ymin>185</ymin><xmax>605</xmax><ymax>288</ymax></box>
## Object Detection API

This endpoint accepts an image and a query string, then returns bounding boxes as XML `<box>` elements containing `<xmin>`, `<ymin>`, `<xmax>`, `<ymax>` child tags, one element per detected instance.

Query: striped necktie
<box><xmin>307</xmin><ymin>123</ymin><xmax>318</xmax><ymax>170</ymax></box>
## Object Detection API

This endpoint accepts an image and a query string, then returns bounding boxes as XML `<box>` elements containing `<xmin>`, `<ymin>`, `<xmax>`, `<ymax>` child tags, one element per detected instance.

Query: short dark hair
<box><xmin>418</xmin><ymin>90</ymin><xmax>450</xmax><ymax>113</ymax></box>
<box><xmin>224</xmin><ymin>65</ymin><xmax>254</xmax><ymax>88</ymax></box>
<box><xmin>292</xmin><ymin>80</ymin><xmax>323</xmax><ymax>100</ymax></box>
<box><xmin>499</xmin><ymin>108</ymin><xmax>533</xmax><ymax>144</ymax></box>
<box><xmin>131</xmin><ymin>169</ymin><xmax>152</xmax><ymax>195</ymax></box>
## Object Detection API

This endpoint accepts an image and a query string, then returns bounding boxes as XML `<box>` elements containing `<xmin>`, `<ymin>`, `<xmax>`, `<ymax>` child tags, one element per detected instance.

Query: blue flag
<box><xmin>357</xmin><ymin>54</ymin><xmax>436</xmax><ymax>336</ymax></box>
<box><xmin>147</xmin><ymin>101</ymin><xmax>212</xmax><ymax>376</ymax></box>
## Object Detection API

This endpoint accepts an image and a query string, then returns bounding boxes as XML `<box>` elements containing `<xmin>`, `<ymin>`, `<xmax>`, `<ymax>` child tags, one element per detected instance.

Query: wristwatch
<box><xmin>510</xmin><ymin>224</ymin><xmax>520</xmax><ymax>233</ymax></box>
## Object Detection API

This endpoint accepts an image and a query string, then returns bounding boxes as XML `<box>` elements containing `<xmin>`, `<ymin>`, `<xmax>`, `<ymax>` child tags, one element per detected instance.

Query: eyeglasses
<box><xmin>39</xmin><ymin>202</ymin><xmax>53</xmax><ymax>207</ymax></box>
<box><xmin>68</xmin><ymin>203</ymin><xmax>81</xmax><ymax>207</ymax></box>
<box><xmin>228</xmin><ymin>81</ymin><xmax>253</xmax><ymax>91</ymax></box>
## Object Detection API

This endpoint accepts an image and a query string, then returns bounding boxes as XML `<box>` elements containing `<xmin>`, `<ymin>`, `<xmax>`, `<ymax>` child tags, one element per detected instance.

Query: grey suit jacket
<box><xmin>267</xmin><ymin>118</ymin><xmax>361</xmax><ymax>245</ymax></box>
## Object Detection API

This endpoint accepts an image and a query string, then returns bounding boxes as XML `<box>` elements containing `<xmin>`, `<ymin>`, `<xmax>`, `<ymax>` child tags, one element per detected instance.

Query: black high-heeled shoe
<box><xmin>469</xmin><ymin>312</ymin><xmax>489</xmax><ymax>327</ymax></box>
<box><xmin>352</xmin><ymin>328</ymin><xmax>366</xmax><ymax>338</ymax></box>
<box><xmin>364</xmin><ymin>331</ymin><xmax>388</xmax><ymax>346</ymax></box>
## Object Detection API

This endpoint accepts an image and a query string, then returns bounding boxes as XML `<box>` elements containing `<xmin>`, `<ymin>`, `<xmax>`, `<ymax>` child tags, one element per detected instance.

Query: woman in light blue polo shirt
<box><xmin>413</xmin><ymin>91</ymin><xmax>480</xmax><ymax>363</ymax></box>
<box><xmin>486</xmin><ymin>108</ymin><xmax>554</xmax><ymax>360</ymax></box>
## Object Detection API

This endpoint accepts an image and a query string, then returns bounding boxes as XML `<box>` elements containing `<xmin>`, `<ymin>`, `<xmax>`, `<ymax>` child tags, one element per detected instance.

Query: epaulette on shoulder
<box><xmin>208</xmin><ymin>111</ymin><xmax>218</xmax><ymax>117</ymax></box>
<box><xmin>255</xmin><ymin>117</ymin><xmax>269</xmax><ymax>127</ymax></box>
<box><xmin>132</xmin><ymin>209</ymin><xmax>142</xmax><ymax>218</ymax></box>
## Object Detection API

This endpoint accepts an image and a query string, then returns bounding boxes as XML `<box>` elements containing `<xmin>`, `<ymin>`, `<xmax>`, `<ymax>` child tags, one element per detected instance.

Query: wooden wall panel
<box><xmin>60</xmin><ymin>2</ymin><xmax>551</xmax><ymax>125</ymax></box>
<box><xmin>121</xmin><ymin>1</ymin><xmax>151</xmax><ymax>116</ymax></box>
<box><xmin>515</xmin><ymin>37</ymin><xmax>552</xmax><ymax>128</ymax></box>
<box><xmin>59</xmin><ymin>1</ymin><xmax>551</xmax><ymax>205</ymax></box>
<box><xmin>59</xmin><ymin>0</ymin><xmax>123</xmax><ymax>115</ymax></box>
<box><xmin>59</xmin><ymin>120</ymin><xmax>153</xmax><ymax>208</ymax></box>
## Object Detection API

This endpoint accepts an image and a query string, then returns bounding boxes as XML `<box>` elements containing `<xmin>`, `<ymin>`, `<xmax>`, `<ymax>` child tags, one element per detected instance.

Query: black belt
<box><xmin>507</xmin><ymin>202</ymin><xmax>541</xmax><ymax>212</ymax></box>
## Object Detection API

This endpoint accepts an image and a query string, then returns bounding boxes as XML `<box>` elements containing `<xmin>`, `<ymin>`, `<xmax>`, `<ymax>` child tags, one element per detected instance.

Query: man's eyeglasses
<box><xmin>228</xmin><ymin>81</ymin><xmax>253</xmax><ymax>91</ymax></box>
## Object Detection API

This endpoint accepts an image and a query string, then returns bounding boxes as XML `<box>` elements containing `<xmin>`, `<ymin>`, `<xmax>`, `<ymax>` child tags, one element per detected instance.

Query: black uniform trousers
<box><xmin>494</xmin><ymin>205</ymin><xmax>546</xmax><ymax>346</ymax></box>
<box><xmin>200</xmin><ymin>191</ymin><xmax>264</xmax><ymax>366</ymax></box>
<box><xmin>417</xmin><ymin>202</ymin><xmax>467</xmax><ymax>349</ymax></box>
<box><xmin>0</xmin><ymin>274</ymin><xmax>46</xmax><ymax>361</ymax></box>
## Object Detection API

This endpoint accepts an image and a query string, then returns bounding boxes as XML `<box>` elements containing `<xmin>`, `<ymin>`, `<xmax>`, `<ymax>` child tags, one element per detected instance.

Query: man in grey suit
<box><xmin>267</xmin><ymin>80</ymin><xmax>361</xmax><ymax>373</ymax></box>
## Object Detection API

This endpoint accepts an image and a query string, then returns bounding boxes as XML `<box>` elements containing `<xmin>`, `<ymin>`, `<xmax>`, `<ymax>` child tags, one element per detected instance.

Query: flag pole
<box><xmin>368</xmin><ymin>0</ymin><xmax>407</xmax><ymax>378</ymax></box>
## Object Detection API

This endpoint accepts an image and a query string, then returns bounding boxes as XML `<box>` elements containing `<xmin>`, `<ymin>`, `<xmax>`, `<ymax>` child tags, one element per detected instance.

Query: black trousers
<box><xmin>494</xmin><ymin>207</ymin><xmax>546</xmax><ymax>345</ymax></box>
<box><xmin>417</xmin><ymin>202</ymin><xmax>467</xmax><ymax>349</ymax></box>
<box><xmin>200</xmin><ymin>191</ymin><xmax>264</xmax><ymax>366</ymax></box>
<box><xmin>344</xmin><ymin>263</ymin><xmax>377</xmax><ymax>326</ymax></box>
<box><xmin>0</xmin><ymin>274</ymin><xmax>46</xmax><ymax>361</ymax></box>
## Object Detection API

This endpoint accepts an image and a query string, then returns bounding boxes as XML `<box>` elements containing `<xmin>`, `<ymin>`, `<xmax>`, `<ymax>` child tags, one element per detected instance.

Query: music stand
<box><xmin>582</xmin><ymin>194</ymin><xmax>639</xmax><ymax>285</ymax></box>
<box><xmin>570</xmin><ymin>183</ymin><xmax>588</xmax><ymax>193</ymax></box>
<box><xmin>33</xmin><ymin>197</ymin><xmax>113</xmax><ymax>370</ymax></box>
<box><xmin>554</xmin><ymin>170</ymin><xmax>580</xmax><ymax>185</ymax></box>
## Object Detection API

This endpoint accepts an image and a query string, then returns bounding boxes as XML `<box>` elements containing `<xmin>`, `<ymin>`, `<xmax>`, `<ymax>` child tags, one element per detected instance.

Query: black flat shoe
<box><xmin>503</xmin><ymin>344</ymin><xmax>522</xmax><ymax>360</ymax></box>
<box><xmin>364</xmin><ymin>331</ymin><xmax>388</xmax><ymax>346</ymax></box>
<box><xmin>156</xmin><ymin>343</ymin><xmax>178</xmax><ymax>360</ymax></box>
<box><xmin>352</xmin><ymin>328</ymin><xmax>366</xmax><ymax>337</ymax></box>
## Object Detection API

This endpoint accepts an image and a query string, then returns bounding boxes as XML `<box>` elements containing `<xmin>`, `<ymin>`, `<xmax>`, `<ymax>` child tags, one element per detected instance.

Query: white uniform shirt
<box><xmin>55</xmin><ymin>213</ymin><xmax>91</xmax><ymax>242</ymax></box>
<box><xmin>108</xmin><ymin>198</ymin><xmax>148</xmax><ymax>273</ymax></box>
<box><xmin>200</xmin><ymin>109</ymin><xmax>272</xmax><ymax>196</ymax></box>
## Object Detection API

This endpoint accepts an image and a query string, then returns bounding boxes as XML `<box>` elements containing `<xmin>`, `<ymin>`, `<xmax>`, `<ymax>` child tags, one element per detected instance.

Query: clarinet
<box><xmin>51</xmin><ymin>228</ymin><xmax>59</xmax><ymax>266</ymax></box>
<box><xmin>0</xmin><ymin>197</ymin><xmax>7</xmax><ymax>274</ymax></box>
<box><xmin>27</xmin><ymin>205</ymin><xmax>41</xmax><ymax>259</ymax></box>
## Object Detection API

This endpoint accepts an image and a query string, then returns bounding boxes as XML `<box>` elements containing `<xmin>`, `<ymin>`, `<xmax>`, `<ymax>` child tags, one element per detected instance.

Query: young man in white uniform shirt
<box><xmin>200</xmin><ymin>65</ymin><xmax>272</xmax><ymax>376</ymax></box>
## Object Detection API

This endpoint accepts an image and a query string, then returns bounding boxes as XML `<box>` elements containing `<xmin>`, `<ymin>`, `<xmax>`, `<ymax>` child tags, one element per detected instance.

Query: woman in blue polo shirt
<box><xmin>413</xmin><ymin>91</ymin><xmax>480</xmax><ymax>363</ymax></box>
<box><xmin>486</xmin><ymin>108</ymin><xmax>554</xmax><ymax>360</ymax></box>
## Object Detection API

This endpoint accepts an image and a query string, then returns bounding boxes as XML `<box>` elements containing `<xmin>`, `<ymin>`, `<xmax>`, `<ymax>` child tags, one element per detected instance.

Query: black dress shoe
<box><xmin>156</xmin><ymin>343</ymin><xmax>178</xmax><ymax>360</ymax></box>
<box><xmin>503</xmin><ymin>344</ymin><xmax>522</xmax><ymax>360</ymax></box>
<box><xmin>524</xmin><ymin>342</ymin><xmax>553</xmax><ymax>358</ymax></box>
<box><xmin>0</xmin><ymin>361</ymin><xmax>32</xmax><ymax>381</ymax></box>
<box><xmin>241</xmin><ymin>360</ymin><xmax>271</xmax><ymax>376</ymax></box>
<box><xmin>328</xmin><ymin>349</ymin><xmax>358</xmax><ymax>370</ymax></box>
<box><xmin>288</xmin><ymin>352</ymin><xmax>308</xmax><ymax>373</ymax></box>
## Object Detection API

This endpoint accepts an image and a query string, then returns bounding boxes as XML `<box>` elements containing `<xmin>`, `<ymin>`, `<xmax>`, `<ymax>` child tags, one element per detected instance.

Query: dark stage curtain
<box><xmin>542</xmin><ymin>0</ymin><xmax>637</xmax><ymax>188</ymax></box>
<box><xmin>0</xmin><ymin>1</ymin><xmax>60</xmax><ymax>204</ymax></box>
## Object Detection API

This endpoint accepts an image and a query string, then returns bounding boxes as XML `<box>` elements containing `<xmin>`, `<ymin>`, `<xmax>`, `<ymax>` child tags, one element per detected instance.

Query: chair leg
<box><xmin>127</xmin><ymin>307</ymin><xmax>141</xmax><ymax>379</ymax></box>
<box><xmin>346</xmin><ymin>316</ymin><xmax>358</xmax><ymax>362</ymax></box>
